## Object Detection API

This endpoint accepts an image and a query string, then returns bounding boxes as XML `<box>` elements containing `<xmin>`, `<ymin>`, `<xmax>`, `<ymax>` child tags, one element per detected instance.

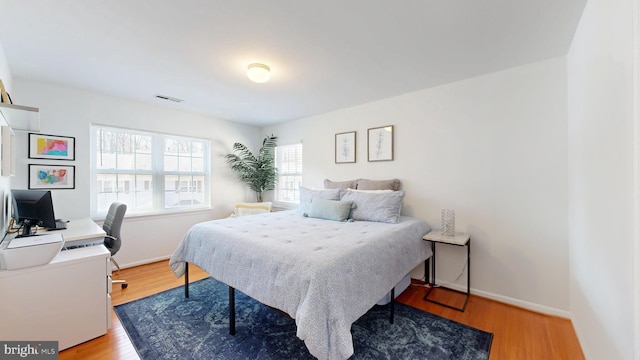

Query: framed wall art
<box><xmin>28</xmin><ymin>133</ymin><xmax>76</xmax><ymax>161</ymax></box>
<box><xmin>367</xmin><ymin>125</ymin><xmax>394</xmax><ymax>162</ymax></box>
<box><xmin>28</xmin><ymin>164</ymin><xmax>75</xmax><ymax>189</ymax></box>
<box><xmin>335</xmin><ymin>131</ymin><xmax>356</xmax><ymax>163</ymax></box>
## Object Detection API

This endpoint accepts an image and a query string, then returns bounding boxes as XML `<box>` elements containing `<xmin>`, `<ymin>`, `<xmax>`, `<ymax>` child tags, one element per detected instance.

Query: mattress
<box><xmin>169</xmin><ymin>210</ymin><xmax>431</xmax><ymax>359</ymax></box>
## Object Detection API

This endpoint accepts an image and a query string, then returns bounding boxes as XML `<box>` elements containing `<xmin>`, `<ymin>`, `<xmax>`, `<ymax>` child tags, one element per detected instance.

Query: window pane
<box><xmin>96</xmin><ymin>152</ymin><xmax>114</xmax><ymax>170</ymax></box>
<box><xmin>277</xmin><ymin>175</ymin><xmax>302</xmax><ymax>202</ymax></box>
<box><xmin>275</xmin><ymin>143</ymin><xmax>303</xmax><ymax>203</ymax></box>
<box><xmin>135</xmin><ymin>153</ymin><xmax>152</xmax><ymax>170</ymax></box>
<box><xmin>192</xmin><ymin>157</ymin><xmax>204</xmax><ymax>172</ymax></box>
<box><xmin>131</xmin><ymin>174</ymin><xmax>154</xmax><ymax>211</ymax></box>
<box><xmin>165</xmin><ymin>139</ymin><xmax>177</xmax><ymax>153</ymax></box>
<box><xmin>178</xmin><ymin>140</ymin><xmax>191</xmax><ymax>154</ymax></box>
<box><xmin>164</xmin><ymin>138</ymin><xmax>206</xmax><ymax>173</ymax></box>
<box><xmin>192</xmin><ymin>142</ymin><xmax>203</xmax><ymax>157</ymax></box>
<box><xmin>178</xmin><ymin>157</ymin><xmax>192</xmax><ymax>172</ymax></box>
<box><xmin>164</xmin><ymin>175</ymin><xmax>205</xmax><ymax>207</ymax></box>
<box><xmin>118</xmin><ymin>153</ymin><xmax>135</xmax><ymax>170</ymax></box>
<box><xmin>93</xmin><ymin>126</ymin><xmax>210</xmax><ymax>216</ymax></box>
<box><xmin>165</xmin><ymin>155</ymin><xmax>178</xmax><ymax>171</ymax></box>
<box><xmin>96</xmin><ymin>129</ymin><xmax>153</xmax><ymax>171</ymax></box>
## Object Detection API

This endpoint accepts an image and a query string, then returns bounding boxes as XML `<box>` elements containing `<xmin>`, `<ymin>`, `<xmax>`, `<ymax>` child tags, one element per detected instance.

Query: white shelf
<box><xmin>0</xmin><ymin>102</ymin><xmax>40</xmax><ymax>131</ymax></box>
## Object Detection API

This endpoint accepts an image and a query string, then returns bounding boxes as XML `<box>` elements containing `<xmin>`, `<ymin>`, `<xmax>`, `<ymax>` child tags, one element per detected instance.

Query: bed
<box><xmin>169</xmin><ymin>188</ymin><xmax>431</xmax><ymax>360</ymax></box>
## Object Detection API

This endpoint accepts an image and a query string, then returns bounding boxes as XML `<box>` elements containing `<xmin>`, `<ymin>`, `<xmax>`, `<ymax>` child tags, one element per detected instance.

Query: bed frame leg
<box><xmin>229</xmin><ymin>286</ymin><xmax>236</xmax><ymax>336</ymax></box>
<box><xmin>184</xmin><ymin>262</ymin><xmax>189</xmax><ymax>298</ymax></box>
<box><xmin>390</xmin><ymin>287</ymin><xmax>395</xmax><ymax>324</ymax></box>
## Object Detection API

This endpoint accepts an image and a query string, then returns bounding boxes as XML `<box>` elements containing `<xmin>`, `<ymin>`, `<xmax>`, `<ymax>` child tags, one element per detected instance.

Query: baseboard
<box><xmin>471</xmin><ymin>288</ymin><xmax>571</xmax><ymax>319</ymax></box>
<box><xmin>417</xmin><ymin>279</ymin><xmax>571</xmax><ymax>319</ymax></box>
<box><xmin>119</xmin><ymin>255</ymin><xmax>171</xmax><ymax>269</ymax></box>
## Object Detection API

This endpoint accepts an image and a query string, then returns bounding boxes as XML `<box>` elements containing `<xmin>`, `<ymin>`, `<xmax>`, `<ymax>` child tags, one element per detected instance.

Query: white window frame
<box><xmin>91</xmin><ymin>125</ymin><xmax>211</xmax><ymax>217</ymax></box>
<box><xmin>274</xmin><ymin>143</ymin><xmax>303</xmax><ymax>207</ymax></box>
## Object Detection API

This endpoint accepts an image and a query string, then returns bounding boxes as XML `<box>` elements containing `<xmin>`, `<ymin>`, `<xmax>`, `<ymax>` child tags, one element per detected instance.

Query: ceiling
<box><xmin>0</xmin><ymin>0</ymin><xmax>586</xmax><ymax>127</ymax></box>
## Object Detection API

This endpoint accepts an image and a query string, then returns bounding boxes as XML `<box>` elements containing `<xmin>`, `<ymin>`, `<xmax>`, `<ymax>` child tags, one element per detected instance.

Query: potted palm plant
<box><xmin>225</xmin><ymin>135</ymin><xmax>278</xmax><ymax>202</ymax></box>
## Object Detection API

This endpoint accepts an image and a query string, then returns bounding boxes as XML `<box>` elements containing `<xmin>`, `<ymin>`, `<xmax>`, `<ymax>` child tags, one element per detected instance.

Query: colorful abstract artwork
<box><xmin>29</xmin><ymin>133</ymin><xmax>75</xmax><ymax>160</ymax></box>
<box><xmin>29</xmin><ymin>165</ymin><xmax>75</xmax><ymax>189</ymax></box>
<box><xmin>37</xmin><ymin>138</ymin><xmax>68</xmax><ymax>157</ymax></box>
<box><xmin>38</xmin><ymin>168</ymin><xmax>67</xmax><ymax>185</ymax></box>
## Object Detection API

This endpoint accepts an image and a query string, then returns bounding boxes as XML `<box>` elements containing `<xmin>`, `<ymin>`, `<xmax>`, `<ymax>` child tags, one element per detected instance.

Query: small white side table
<box><xmin>423</xmin><ymin>230</ymin><xmax>471</xmax><ymax>312</ymax></box>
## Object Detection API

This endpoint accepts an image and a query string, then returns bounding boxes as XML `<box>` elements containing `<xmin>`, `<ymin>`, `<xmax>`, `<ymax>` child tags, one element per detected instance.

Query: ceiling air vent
<box><xmin>154</xmin><ymin>94</ymin><xmax>184</xmax><ymax>103</ymax></box>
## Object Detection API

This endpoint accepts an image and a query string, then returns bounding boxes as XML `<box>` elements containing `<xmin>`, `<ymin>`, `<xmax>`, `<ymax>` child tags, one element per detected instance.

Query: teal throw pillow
<box><xmin>306</xmin><ymin>199</ymin><xmax>353</xmax><ymax>222</ymax></box>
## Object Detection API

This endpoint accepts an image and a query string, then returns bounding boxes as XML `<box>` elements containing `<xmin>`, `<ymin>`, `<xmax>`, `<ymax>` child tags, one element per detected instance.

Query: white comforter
<box><xmin>169</xmin><ymin>210</ymin><xmax>431</xmax><ymax>360</ymax></box>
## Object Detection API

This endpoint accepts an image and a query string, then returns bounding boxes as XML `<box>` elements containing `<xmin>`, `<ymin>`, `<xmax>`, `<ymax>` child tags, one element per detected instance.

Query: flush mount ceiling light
<box><xmin>247</xmin><ymin>63</ymin><xmax>271</xmax><ymax>83</ymax></box>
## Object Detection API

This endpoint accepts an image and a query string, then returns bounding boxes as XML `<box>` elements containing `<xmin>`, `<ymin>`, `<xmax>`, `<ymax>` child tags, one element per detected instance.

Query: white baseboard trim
<box><xmin>432</xmin><ymin>281</ymin><xmax>571</xmax><ymax>318</ymax></box>
<box><xmin>119</xmin><ymin>255</ymin><xmax>171</xmax><ymax>270</ymax></box>
<box><xmin>472</xmin><ymin>288</ymin><xmax>571</xmax><ymax>318</ymax></box>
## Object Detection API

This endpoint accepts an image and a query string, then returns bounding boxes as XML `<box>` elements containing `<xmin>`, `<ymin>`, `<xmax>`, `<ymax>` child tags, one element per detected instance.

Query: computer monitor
<box><xmin>11</xmin><ymin>189</ymin><xmax>58</xmax><ymax>237</ymax></box>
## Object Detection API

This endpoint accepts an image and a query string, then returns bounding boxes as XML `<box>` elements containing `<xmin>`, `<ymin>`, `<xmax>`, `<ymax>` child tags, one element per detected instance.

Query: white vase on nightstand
<box><xmin>441</xmin><ymin>209</ymin><xmax>455</xmax><ymax>236</ymax></box>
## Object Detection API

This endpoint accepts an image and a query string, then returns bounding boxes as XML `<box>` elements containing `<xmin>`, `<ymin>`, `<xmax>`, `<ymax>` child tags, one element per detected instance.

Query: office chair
<box><xmin>103</xmin><ymin>202</ymin><xmax>128</xmax><ymax>289</ymax></box>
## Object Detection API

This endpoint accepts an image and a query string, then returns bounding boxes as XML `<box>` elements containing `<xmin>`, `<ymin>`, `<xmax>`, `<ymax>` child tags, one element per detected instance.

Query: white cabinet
<box><xmin>1</xmin><ymin>125</ymin><xmax>14</xmax><ymax>176</ymax></box>
<box><xmin>0</xmin><ymin>245</ymin><xmax>110</xmax><ymax>350</ymax></box>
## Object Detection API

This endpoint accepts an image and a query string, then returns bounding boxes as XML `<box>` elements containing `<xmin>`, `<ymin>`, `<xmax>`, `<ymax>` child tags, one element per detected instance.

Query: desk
<box><xmin>0</xmin><ymin>218</ymin><xmax>111</xmax><ymax>350</ymax></box>
<box><xmin>40</xmin><ymin>217</ymin><xmax>106</xmax><ymax>246</ymax></box>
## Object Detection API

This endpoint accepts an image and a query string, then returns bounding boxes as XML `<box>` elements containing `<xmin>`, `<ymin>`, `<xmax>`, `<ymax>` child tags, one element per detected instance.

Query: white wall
<box><xmin>265</xmin><ymin>57</ymin><xmax>570</xmax><ymax>316</ymax></box>
<box><xmin>0</xmin><ymin>44</ymin><xmax>13</xmax><ymax>239</ymax></box>
<box><xmin>10</xmin><ymin>79</ymin><xmax>262</xmax><ymax>267</ymax></box>
<box><xmin>567</xmin><ymin>0</ymin><xmax>636</xmax><ymax>358</ymax></box>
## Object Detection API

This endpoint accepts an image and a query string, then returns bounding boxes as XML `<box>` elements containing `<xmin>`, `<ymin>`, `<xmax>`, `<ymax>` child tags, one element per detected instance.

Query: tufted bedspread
<box><xmin>169</xmin><ymin>210</ymin><xmax>431</xmax><ymax>360</ymax></box>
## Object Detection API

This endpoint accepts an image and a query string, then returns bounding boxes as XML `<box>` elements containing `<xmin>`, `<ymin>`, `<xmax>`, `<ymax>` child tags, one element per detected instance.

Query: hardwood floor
<box><xmin>59</xmin><ymin>260</ymin><xmax>584</xmax><ymax>360</ymax></box>
<box><xmin>397</xmin><ymin>285</ymin><xmax>585</xmax><ymax>359</ymax></box>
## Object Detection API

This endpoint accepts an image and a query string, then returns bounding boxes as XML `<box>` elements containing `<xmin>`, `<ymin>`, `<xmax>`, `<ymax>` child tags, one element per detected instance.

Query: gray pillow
<box><xmin>306</xmin><ymin>199</ymin><xmax>353</xmax><ymax>221</ymax></box>
<box><xmin>356</xmin><ymin>178</ymin><xmax>401</xmax><ymax>191</ymax></box>
<box><xmin>299</xmin><ymin>187</ymin><xmax>341</xmax><ymax>214</ymax></box>
<box><xmin>341</xmin><ymin>189</ymin><xmax>405</xmax><ymax>223</ymax></box>
<box><xmin>324</xmin><ymin>179</ymin><xmax>357</xmax><ymax>189</ymax></box>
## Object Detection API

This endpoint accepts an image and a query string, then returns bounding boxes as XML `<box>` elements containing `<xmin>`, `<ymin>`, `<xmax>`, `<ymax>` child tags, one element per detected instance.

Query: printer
<box><xmin>0</xmin><ymin>233</ymin><xmax>64</xmax><ymax>270</ymax></box>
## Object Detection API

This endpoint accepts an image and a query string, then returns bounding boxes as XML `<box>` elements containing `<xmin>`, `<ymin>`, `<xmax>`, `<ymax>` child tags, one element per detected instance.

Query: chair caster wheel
<box><xmin>121</xmin><ymin>283</ymin><xmax>128</xmax><ymax>289</ymax></box>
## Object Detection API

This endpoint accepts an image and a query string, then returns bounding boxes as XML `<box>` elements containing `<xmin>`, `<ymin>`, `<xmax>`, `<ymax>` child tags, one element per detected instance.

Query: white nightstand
<box><xmin>423</xmin><ymin>230</ymin><xmax>471</xmax><ymax>311</ymax></box>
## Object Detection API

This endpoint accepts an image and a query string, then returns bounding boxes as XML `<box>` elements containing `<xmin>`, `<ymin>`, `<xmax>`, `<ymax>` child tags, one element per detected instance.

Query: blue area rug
<box><xmin>115</xmin><ymin>278</ymin><xmax>492</xmax><ymax>359</ymax></box>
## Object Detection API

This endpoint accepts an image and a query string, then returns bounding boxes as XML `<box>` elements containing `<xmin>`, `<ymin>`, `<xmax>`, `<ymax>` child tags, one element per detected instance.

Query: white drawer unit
<box><xmin>0</xmin><ymin>245</ymin><xmax>111</xmax><ymax>350</ymax></box>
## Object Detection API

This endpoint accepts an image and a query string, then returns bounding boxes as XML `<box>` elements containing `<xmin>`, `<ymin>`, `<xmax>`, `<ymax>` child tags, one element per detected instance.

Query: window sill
<box><xmin>92</xmin><ymin>206</ymin><xmax>213</xmax><ymax>222</ymax></box>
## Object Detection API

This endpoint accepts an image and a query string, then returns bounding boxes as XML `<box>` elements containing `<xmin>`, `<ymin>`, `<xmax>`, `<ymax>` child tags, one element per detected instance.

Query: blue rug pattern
<box><xmin>115</xmin><ymin>278</ymin><xmax>492</xmax><ymax>359</ymax></box>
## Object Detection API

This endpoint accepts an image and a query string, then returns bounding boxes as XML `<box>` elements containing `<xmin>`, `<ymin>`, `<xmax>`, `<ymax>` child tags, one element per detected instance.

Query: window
<box><xmin>92</xmin><ymin>126</ymin><xmax>210</xmax><ymax>216</ymax></box>
<box><xmin>275</xmin><ymin>143</ymin><xmax>303</xmax><ymax>204</ymax></box>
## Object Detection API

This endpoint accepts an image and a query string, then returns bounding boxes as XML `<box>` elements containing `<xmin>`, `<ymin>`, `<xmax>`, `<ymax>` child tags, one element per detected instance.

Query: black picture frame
<box><xmin>28</xmin><ymin>133</ymin><xmax>76</xmax><ymax>161</ymax></box>
<box><xmin>28</xmin><ymin>164</ymin><xmax>76</xmax><ymax>189</ymax></box>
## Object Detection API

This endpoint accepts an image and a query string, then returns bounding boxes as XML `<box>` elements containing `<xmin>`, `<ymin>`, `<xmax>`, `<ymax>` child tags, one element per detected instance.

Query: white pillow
<box><xmin>340</xmin><ymin>189</ymin><xmax>405</xmax><ymax>223</ymax></box>
<box><xmin>299</xmin><ymin>187</ymin><xmax>341</xmax><ymax>214</ymax></box>
<box><xmin>233</xmin><ymin>202</ymin><xmax>272</xmax><ymax>216</ymax></box>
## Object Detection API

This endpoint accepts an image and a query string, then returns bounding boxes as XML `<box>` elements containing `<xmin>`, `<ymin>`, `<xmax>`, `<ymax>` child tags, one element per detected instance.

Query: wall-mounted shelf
<box><xmin>0</xmin><ymin>102</ymin><xmax>40</xmax><ymax>132</ymax></box>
